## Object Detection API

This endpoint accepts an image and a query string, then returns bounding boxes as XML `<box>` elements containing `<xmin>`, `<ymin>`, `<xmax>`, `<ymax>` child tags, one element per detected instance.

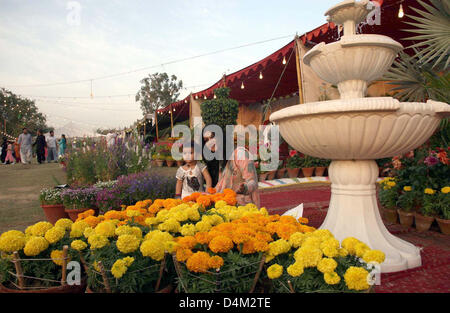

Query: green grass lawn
<box><xmin>0</xmin><ymin>162</ymin><xmax>178</xmax><ymax>233</ymax></box>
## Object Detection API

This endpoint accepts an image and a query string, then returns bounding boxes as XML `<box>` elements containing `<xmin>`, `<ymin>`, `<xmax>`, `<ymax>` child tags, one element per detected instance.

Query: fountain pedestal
<box><xmin>324</xmin><ymin>160</ymin><xmax>421</xmax><ymax>273</ymax></box>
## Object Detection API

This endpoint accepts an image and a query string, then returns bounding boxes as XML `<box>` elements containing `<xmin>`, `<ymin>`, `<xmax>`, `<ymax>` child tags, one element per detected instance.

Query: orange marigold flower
<box><xmin>280</xmin><ymin>215</ymin><xmax>297</xmax><ymax>225</ymax></box>
<box><xmin>104</xmin><ymin>210</ymin><xmax>124</xmax><ymax>220</ymax></box>
<box><xmin>176</xmin><ymin>248</ymin><xmax>193</xmax><ymax>262</ymax></box>
<box><xmin>239</xmin><ymin>238</ymin><xmax>256</xmax><ymax>254</ymax></box>
<box><xmin>84</xmin><ymin>216</ymin><xmax>100</xmax><ymax>228</ymax></box>
<box><xmin>177</xmin><ymin>236</ymin><xmax>197</xmax><ymax>249</ymax></box>
<box><xmin>223</xmin><ymin>189</ymin><xmax>236</xmax><ymax>197</ymax></box>
<box><xmin>186</xmin><ymin>251</ymin><xmax>211</xmax><ymax>273</ymax></box>
<box><xmin>298</xmin><ymin>217</ymin><xmax>309</xmax><ymax>225</ymax></box>
<box><xmin>190</xmin><ymin>193</ymin><xmax>202</xmax><ymax>201</ymax></box>
<box><xmin>209</xmin><ymin>235</ymin><xmax>234</xmax><ymax>253</ymax></box>
<box><xmin>207</xmin><ymin>187</ymin><xmax>217</xmax><ymax>194</ymax></box>
<box><xmin>194</xmin><ymin>232</ymin><xmax>211</xmax><ymax>245</ymax></box>
<box><xmin>196</xmin><ymin>195</ymin><xmax>211</xmax><ymax>208</ymax></box>
<box><xmin>223</xmin><ymin>195</ymin><xmax>237</xmax><ymax>206</ymax></box>
<box><xmin>254</xmin><ymin>240</ymin><xmax>270</xmax><ymax>252</ymax></box>
<box><xmin>208</xmin><ymin>255</ymin><xmax>224</xmax><ymax>269</ymax></box>
<box><xmin>276</xmin><ymin>223</ymin><xmax>298</xmax><ymax>240</ymax></box>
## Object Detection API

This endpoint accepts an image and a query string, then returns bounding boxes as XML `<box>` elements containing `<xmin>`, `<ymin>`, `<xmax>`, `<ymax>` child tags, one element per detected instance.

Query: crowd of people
<box><xmin>0</xmin><ymin>128</ymin><xmax>67</xmax><ymax>165</ymax></box>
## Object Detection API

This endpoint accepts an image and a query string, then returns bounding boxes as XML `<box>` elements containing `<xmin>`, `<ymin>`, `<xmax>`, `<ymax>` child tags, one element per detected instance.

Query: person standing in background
<box><xmin>18</xmin><ymin>128</ymin><xmax>32</xmax><ymax>164</ymax></box>
<box><xmin>203</xmin><ymin>131</ymin><xmax>220</xmax><ymax>187</ymax></box>
<box><xmin>46</xmin><ymin>130</ymin><xmax>58</xmax><ymax>163</ymax></box>
<box><xmin>58</xmin><ymin>134</ymin><xmax>67</xmax><ymax>157</ymax></box>
<box><xmin>14</xmin><ymin>138</ymin><xmax>21</xmax><ymax>163</ymax></box>
<box><xmin>33</xmin><ymin>129</ymin><xmax>46</xmax><ymax>164</ymax></box>
<box><xmin>4</xmin><ymin>140</ymin><xmax>15</xmax><ymax>164</ymax></box>
<box><xmin>1</xmin><ymin>137</ymin><xmax>7</xmax><ymax>164</ymax></box>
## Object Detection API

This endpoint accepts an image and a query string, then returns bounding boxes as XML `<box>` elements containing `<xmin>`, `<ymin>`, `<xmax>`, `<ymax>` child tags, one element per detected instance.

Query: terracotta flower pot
<box><xmin>436</xmin><ymin>218</ymin><xmax>450</xmax><ymax>235</ymax></box>
<box><xmin>314</xmin><ymin>166</ymin><xmax>326</xmax><ymax>177</ymax></box>
<box><xmin>381</xmin><ymin>207</ymin><xmax>398</xmax><ymax>224</ymax></box>
<box><xmin>287</xmin><ymin>168</ymin><xmax>300</xmax><ymax>178</ymax></box>
<box><xmin>301</xmin><ymin>167</ymin><xmax>315</xmax><ymax>178</ymax></box>
<box><xmin>259</xmin><ymin>172</ymin><xmax>268</xmax><ymax>182</ymax></box>
<box><xmin>397</xmin><ymin>209</ymin><xmax>414</xmax><ymax>228</ymax></box>
<box><xmin>166</xmin><ymin>160</ymin><xmax>175</xmax><ymax>167</ymax></box>
<box><xmin>276</xmin><ymin>168</ymin><xmax>286</xmax><ymax>179</ymax></box>
<box><xmin>41</xmin><ymin>204</ymin><xmax>69</xmax><ymax>224</ymax></box>
<box><xmin>155</xmin><ymin>160</ymin><xmax>164</xmax><ymax>167</ymax></box>
<box><xmin>266</xmin><ymin>170</ymin><xmax>277</xmax><ymax>181</ymax></box>
<box><xmin>65</xmin><ymin>207</ymin><xmax>98</xmax><ymax>222</ymax></box>
<box><xmin>414</xmin><ymin>213</ymin><xmax>434</xmax><ymax>232</ymax></box>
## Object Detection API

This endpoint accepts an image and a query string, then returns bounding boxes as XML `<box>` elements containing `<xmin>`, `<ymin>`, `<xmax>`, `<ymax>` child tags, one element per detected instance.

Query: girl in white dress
<box><xmin>175</xmin><ymin>141</ymin><xmax>212</xmax><ymax>200</ymax></box>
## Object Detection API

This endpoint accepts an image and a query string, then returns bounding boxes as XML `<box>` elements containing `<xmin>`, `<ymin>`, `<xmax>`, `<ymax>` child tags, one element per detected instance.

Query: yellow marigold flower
<box><xmin>442</xmin><ymin>187</ymin><xmax>450</xmax><ymax>194</ymax></box>
<box><xmin>116</xmin><ymin>235</ymin><xmax>140</xmax><ymax>254</ymax></box>
<box><xmin>267</xmin><ymin>239</ymin><xmax>291</xmax><ymax>257</ymax></box>
<box><xmin>126</xmin><ymin>210</ymin><xmax>141</xmax><ymax>218</ymax></box>
<box><xmin>338</xmin><ymin>248</ymin><xmax>349</xmax><ymax>257</ymax></box>
<box><xmin>0</xmin><ymin>230</ymin><xmax>26</xmax><ymax>253</ymax></box>
<box><xmin>341</xmin><ymin>237</ymin><xmax>360</xmax><ymax>255</ymax></box>
<box><xmin>289</xmin><ymin>232</ymin><xmax>305</xmax><ymax>248</ymax></box>
<box><xmin>55</xmin><ymin>218</ymin><xmax>73</xmax><ymax>230</ymax></box>
<box><xmin>50</xmin><ymin>249</ymin><xmax>66</xmax><ymax>266</ymax></box>
<box><xmin>71</xmin><ymin>240</ymin><xmax>87</xmax><ymax>251</ymax></box>
<box><xmin>317</xmin><ymin>257</ymin><xmax>338</xmax><ymax>274</ymax></box>
<box><xmin>23</xmin><ymin>236</ymin><xmax>49</xmax><ymax>256</ymax></box>
<box><xmin>94</xmin><ymin>221</ymin><xmax>116</xmax><ymax>237</ymax></box>
<box><xmin>88</xmin><ymin>234</ymin><xmax>109</xmax><ymax>250</ymax></box>
<box><xmin>44</xmin><ymin>226</ymin><xmax>65</xmax><ymax>244</ymax></box>
<box><xmin>144</xmin><ymin>230</ymin><xmax>173</xmax><ymax>243</ymax></box>
<box><xmin>186</xmin><ymin>251</ymin><xmax>211</xmax><ymax>273</ymax></box>
<box><xmin>111</xmin><ymin>259</ymin><xmax>128</xmax><ymax>279</ymax></box>
<box><xmin>145</xmin><ymin>217</ymin><xmax>158</xmax><ymax>226</ymax></box>
<box><xmin>301</xmin><ymin>237</ymin><xmax>321</xmax><ymax>249</ymax></box>
<box><xmin>70</xmin><ymin>229</ymin><xmax>83</xmax><ymax>238</ymax></box>
<box><xmin>403</xmin><ymin>186</ymin><xmax>412</xmax><ymax>192</ymax></box>
<box><xmin>294</xmin><ymin>246</ymin><xmax>323</xmax><ymax>267</ymax></box>
<box><xmin>83</xmin><ymin>227</ymin><xmax>95</xmax><ymax>238</ymax></box>
<box><xmin>215</xmin><ymin>200</ymin><xmax>227</xmax><ymax>209</ymax></box>
<box><xmin>424</xmin><ymin>188</ymin><xmax>436</xmax><ymax>195</ymax></box>
<box><xmin>158</xmin><ymin>218</ymin><xmax>181</xmax><ymax>233</ymax></box>
<box><xmin>140</xmin><ymin>239</ymin><xmax>165</xmax><ymax>261</ymax></box>
<box><xmin>208</xmin><ymin>255</ymin><xmax>224</xmax><ymax>269</ymax></box>
<box><xmin>123</xmin><ymin>256</ymin><xmax>134</xmax><ymax>267</ymax></box>
<box><xmin>387</xmin><ymin>181</ymin><xmax>396</xmax><ymax>187</ymax></box>
<box><xmin>344</xmin><ymin>267</ymin><xmax>370</xmax><ymax>291</ymax></box>
<box><xmin>195</xmin><ymin>220</ymin><xmax>212</xmax><ymax>233</ymax></box>
<box><xmin>354</xmin><ymin>242</ymin><xmax>370</xmax><ymax>258</ymax></box>
<box><xmin>176</xmin><ymin>248</ymin><xmax>193</xmax><ymax>262</ymax></box>
<box><xmin>30</xmin><ymin>221</ymin><xmax>53</xmax><ymax>237</ymax></box>
<box><xmin>287</xmin><ymin>262</ymin><xmax>304</xmax><ymax>277</ymax></box>
<box><xmin>25</xmin><ymin>226</ymin><xmax>33</xmax><ymax>235</ymax></box>
<box><xmin>164</xmin><ymin>241</ymin><xmax>178</xmax><ymax>253</ymax></box>
<box><xmin>363</xmin><ymin>250</ymin><xmax>385</xmax><ymax>264</ymax></box>
<box><xmin>324</xmin><ymin>272</ymin><xmax>341</xmax><ymax>285</ymax></box>
<box><xmin>71</xmin><ymin>220</ymin><xmax>89</xmax><ymax>233</ymax></box>
<box><xmin>267</xmin><ymin>264</ymin><xmax>283</xmax><ymax>279</ymax></box>
<box><xmin>180</xmin><ymin>224</ymin><xmax>197</xmax><ymax>236</ymax></box>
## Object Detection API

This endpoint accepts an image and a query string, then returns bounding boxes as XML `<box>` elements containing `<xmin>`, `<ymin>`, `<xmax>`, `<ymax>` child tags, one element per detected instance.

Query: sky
<box><xmin>0</xmin><ymin>0</ymin><xmax>339</xmax><ymax>133</ymax></box>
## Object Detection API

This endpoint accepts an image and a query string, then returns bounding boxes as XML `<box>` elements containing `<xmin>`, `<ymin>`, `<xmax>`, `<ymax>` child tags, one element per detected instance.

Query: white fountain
<box><xmin>270</xmin><ymin>0</ymin><xmax>450</xmax><ymax>273</ymax></box>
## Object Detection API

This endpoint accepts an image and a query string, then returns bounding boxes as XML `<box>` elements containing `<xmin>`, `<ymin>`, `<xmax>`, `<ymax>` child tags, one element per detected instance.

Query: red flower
<box><xmin>289</xmin><ymin>150</ymin><xmax>297</xmax><ymax>157</ymax></box>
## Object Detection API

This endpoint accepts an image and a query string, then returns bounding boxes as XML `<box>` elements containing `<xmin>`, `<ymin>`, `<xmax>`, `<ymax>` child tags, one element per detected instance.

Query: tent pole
<box><xmin>170</xmin><ymin>105</ymin><xmax>174</xmax><ymax>137</ymax></box>
<box><xmin>155</xmin><ymin>111</ymin><xmax>159</xmax><ymax>142</ymax></box>
<box><xmin>189</xmin><ymin>93</ymin><xmax>193</xmax><ymax>129</ymax></box>
<box><xmin>294</xmin><ymin>36</ymin><xmax>305</xmax><ymax>104</ymax></box>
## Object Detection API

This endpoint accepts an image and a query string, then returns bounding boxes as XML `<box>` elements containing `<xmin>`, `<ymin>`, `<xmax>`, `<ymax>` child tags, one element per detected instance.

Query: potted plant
<box><xmin>276</xmin><ymin>160</ymin><xmax>286</xmax><ymax>179</ymax></box>
<box><xmin>414</xmin><ymin>188</ymin><xmax>436</xmax><ymax>232</ymax></box>
<box><xmin>61</xmin><ymin>187</ymin><xmax>100</xmax><ymax>221</ymax></box>
<box><xmin>39</xmin><ymin>188</ymin><xmax>69</xmax><ymax>224</ymax></box>
<box><xmin>255</xmin><ymin>160</ymin><xmax>268</xmax><ymax>182</ymax></box>
<box><xmin>286</xmin><ymin>150</ymin><xmax>301</xmax><ymax>178</ymax></box>
<box><xmin>312</xmin><ymin>158</ymin><xmax>327</xmax><ymax>177</ymax></box>
<box><xmin>396</xmin><ymin>185</ymin><xmax>416</xmax><ymax>228</ymax></box>
<box><xmin>0</xmin><ymin>220</ymin><xmax>87</xmax><ymax>293</ymax></box>
<box><xmin>378</xmin><ymin>178</ymin><xmax>399</xmax><ymax>224</ymax></box>
<box><xmin>165</xmin><ymin>155</ymin><xmax>175</xmax><ymax>167</ymax></box>
<box><xmin>153</xmin><ymin>153</ymin><xmax>164</xmax><ymax>167</ymax></box>
<box><xmin>436</xmin><ymin>187</ymin><xmax>450</xmax><ymax>235</ymax></box>
<box><xmin>300</xmin><ymin>155</ymin><xmax>315</xmax><ymax>178</ymax></box>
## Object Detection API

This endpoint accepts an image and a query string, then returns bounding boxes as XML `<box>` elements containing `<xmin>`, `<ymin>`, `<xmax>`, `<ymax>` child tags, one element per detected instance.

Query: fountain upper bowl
<box><xmin>269</xmin><ymin>98</ymin><xmax>450</xmax><ymax>160</ymax></box>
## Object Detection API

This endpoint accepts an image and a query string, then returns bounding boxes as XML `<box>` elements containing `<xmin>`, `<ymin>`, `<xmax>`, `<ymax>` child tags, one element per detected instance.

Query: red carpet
<box><xmin>260</xmin><ymin>184</ymin><xmax>450</xmax><ymax>293</ymax></box>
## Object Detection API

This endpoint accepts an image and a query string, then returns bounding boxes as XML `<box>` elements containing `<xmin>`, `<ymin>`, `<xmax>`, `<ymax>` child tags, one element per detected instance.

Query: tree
<box><xmin>0</xmin><ymin>88</ymin><xmax>48</xmax><ymax>136</ymax></box>
<box><xmin>135</xmin><ymin>72</ymin><xmax>183</xmax><ymax>115</ymax></box>
<box><xmin>201</xmin><ymin>87</ymin><xmax>239</xmax><ymax>131</ymax></box>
